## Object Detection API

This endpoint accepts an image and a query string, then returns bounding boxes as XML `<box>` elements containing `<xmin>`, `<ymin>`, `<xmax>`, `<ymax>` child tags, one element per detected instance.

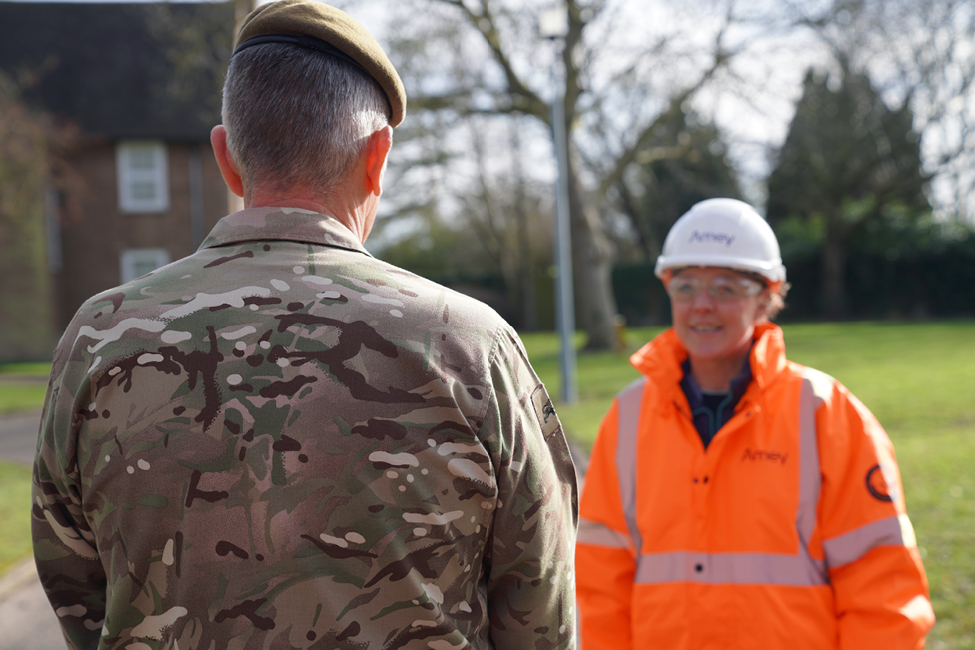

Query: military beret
<box><xmin>234</xmin><ymin>0</ymin><xmax>406</xmax><ymax>127</ymax></box>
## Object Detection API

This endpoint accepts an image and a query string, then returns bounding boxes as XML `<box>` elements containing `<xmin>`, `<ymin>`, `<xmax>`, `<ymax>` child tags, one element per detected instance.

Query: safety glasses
<box><xmin>667</xmin><ymin>274</ymin><xmax>765</xmax><ymax>302</ymax></box>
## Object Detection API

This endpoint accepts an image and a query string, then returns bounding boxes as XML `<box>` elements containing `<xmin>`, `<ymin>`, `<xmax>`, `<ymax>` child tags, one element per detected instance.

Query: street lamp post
<box><xmin>539</xmin><ymin>6</ymin><xmax>578</xmax><ymax>405</ymax></box>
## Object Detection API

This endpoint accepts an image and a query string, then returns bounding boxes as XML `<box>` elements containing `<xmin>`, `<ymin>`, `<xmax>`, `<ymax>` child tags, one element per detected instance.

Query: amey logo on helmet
<box><xmin>688</xmin><ymin>230</ymin><xmax>735</xmax><ymax>247</ymax></box>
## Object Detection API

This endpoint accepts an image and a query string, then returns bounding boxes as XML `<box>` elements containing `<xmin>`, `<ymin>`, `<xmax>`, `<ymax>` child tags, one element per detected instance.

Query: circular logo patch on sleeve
<box><xmin>866</xmin><ymin>464</ymin><xmax>894</xmax><ymax>502</ymax></box>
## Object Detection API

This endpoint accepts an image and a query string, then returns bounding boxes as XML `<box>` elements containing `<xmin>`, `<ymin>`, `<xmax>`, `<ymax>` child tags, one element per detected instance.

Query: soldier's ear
<box><xmin>211</xmin><ymin>125</ymin><xmax>244</xmax><ymax>198</ymax></box>
<box><xmin>363</xmin><ymin>126</ymin><xmax>392</xmax><ymax>197</ymax></box>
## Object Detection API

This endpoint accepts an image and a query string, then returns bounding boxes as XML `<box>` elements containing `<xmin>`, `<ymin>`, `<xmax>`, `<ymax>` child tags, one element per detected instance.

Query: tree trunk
<box><xmin>821</xmin><ymin>219</ymin><xmax>847</xmax><ymax>320</ymax></box>
<box><xmin>511</xmin><ymin>121</ymin><xmax>537</xmax><ymax>331</ymax></box>
<box><xmin>566</xmin><ymin>155</ymin><xmax>618</xmax><ymax>350</ymax></box>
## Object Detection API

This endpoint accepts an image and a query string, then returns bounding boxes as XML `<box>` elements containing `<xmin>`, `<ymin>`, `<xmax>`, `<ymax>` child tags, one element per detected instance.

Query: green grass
<box><xmin>0</xmin><ymin>461</ymin><xmax>33</xmax><ymax>576</ymax></box>
<box><xmin>0</xmin><ymin>362</ymin><xmax>52</xmax><ymax>377</ymax></box>
<box><xmin>525</xmin><ymin>320</ymin><xmax>975</xmax><ymax>648</ymax></box>
<box><xmin>0</xmin><ymin>361</ymin><xmax>49</xmax><ymax>415</ymax></box>
<box><xmin>0</xmin><ymin>362</ymin><xmax>49</xmax><ymax>574</ymax></box>
<box><xmin>0</xmin><ymin>383</ymin><xmax>49</xmax><ymax>415</ymax></box>
<box><xmin>898</xmin><ymin>429</ymin><xmax>975</xmax><ymax>649</ymax></box>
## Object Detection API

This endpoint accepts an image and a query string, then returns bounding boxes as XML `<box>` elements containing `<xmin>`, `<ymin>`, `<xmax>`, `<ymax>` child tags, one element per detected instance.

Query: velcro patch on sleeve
<box><xmin>531</xmin><ymin>384</ymin><xmax>562</xmax><ymax>440</ymax></box>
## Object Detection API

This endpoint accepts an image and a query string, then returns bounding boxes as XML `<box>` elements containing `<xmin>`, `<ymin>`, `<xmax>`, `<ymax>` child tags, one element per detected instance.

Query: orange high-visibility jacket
<box><xmin>576</xmin><ymin>323</ymin><xmax>934</xmax><ymax>650</ymax></box>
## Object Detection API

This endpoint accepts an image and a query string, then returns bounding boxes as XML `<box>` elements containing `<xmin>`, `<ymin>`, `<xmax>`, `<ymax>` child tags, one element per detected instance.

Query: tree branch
<box><xmin>596</xmin><ymin>7</ymin><xmax>738</xmax><ymax>196</ymax></box>
<box><xmin>425</xmin><ymin>0</ymin><xmax>550</xmax><ymax>122</ymax></box>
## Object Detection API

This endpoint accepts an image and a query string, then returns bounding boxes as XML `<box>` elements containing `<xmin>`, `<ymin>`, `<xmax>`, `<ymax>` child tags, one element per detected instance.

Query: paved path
<box><xmin>0</xmin><ymin>409</ymin><xmax>43</xmax><ymax>465</ymax></box>
<box><xmin>0</xmin><ymin>559</ymin><xmax>65</xmax><ymax>649</ymax></box>
<box><xmin>0</xmin><ymin>409</ymin><xmax>65</xmax><ymax>648</ymax></box>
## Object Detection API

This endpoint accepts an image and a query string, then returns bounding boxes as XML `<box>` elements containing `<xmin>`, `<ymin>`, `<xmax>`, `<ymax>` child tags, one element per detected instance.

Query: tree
<box><xmin>360</xmin><ymin>0</ymin><xmax>974</xmax><ymax>330</ymax></box>
<box><xmin>374</xmin><ymin>194</ymin><xmax>555</xmax><ymax>328</ymax></box>
<box><xmin>0</xmin><ymin>74</ymin><xmax>75</xmax><ymax>359</ymax></box>
<box><xmin>611</xmin><ymin>104</ymin><xmax>742</xmax><ymax>262</ymax></box>
<box><xmin>143</xmin><ymin>1</ymin><xmax>234</xmax><ymax>129</ymax></box>
<box><xmin>371</xmin><ymin>0</ymin><xmax>744</xmax><ymax>349</ymax></box>
<box><xmin>780</xmin><ymin>0</ymin><xmax>975</xmax><ymax>221</ymax></box>
<box><xmin>766</xmin><ymin>66</ymin><xmax>929</xmax><ymax>318</ymax></box>
<box><xmin>463</xmin><ymin>117</ymin><xmax>554</xmax><ymax>330</ymax></box>
<box><xmin>369</xmin><ymin>105</ymin><xmax>555</xmax><ymax>330</ymax></box>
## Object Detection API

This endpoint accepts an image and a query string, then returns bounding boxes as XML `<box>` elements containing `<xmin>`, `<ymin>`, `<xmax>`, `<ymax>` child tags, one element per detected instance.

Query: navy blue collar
<box><xmin>679</xmin><ymin>350</ymin><xmax>753</xmax><ymax>449</ymax></box>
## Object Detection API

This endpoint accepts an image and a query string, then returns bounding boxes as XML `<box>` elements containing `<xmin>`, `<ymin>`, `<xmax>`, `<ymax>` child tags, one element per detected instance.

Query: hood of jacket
<box><xmin>629</xmin><ymin>322</ymin><xmax>789</xmax><ymax>398</ymax></box>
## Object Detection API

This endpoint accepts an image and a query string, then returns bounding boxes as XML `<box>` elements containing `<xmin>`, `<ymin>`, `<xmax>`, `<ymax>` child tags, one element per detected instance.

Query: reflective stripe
<box><xmin>614</xmin><ymin>370</ymin><xmax>839</xmax><ymax>588</ymax></box>
<box><xmin>802</xmin><ymin>369</ymin><xmax>914</xmax><ymax>569</ymax></box>
<box><xmin>636</xmin><ymin>551</ymin><xmax>827</xmax><ymax>586</ymax></box>
<box><xmin>823</xmin><ymin>515</ymin><xmax>905</xmax><ymax>568</ymax></box>
<box><xmin>577</xmin><ymin>516</ymin><xmax>632</xmax><ymax>550</ymax></box>
<box><xmin>796</xmin><ymin>371</ymin><xmax>829</xmax><ymax>584</ymax></box>
<box><xmin>616</xmin><ymin>379</ymin><xmax>646</xmax><ymax>557</ymax></box>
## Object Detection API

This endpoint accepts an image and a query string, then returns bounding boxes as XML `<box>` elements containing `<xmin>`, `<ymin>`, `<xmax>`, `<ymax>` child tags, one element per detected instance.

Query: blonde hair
<box><xmin>763</xmin><ymin>282</ymin><xmax>790</xmax><ymax>321</ymax></box>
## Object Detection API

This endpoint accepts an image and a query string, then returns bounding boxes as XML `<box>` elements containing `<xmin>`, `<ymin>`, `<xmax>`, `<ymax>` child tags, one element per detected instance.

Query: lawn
<box><xmin>0</xmin><ymin>461</ymin><xmax>33</xmax><ymax>576</ymax></box>
<box><xmin>0</xmin><ymin>361</ymin><xmax>49</xmax><ymax>415</ymax></box>
<box><xmin>1</xmin><ymin>322</ymin><xmax>973</xmax><ymax>646</ymax></box>
<box><xmin>524</xmin><ymin>320</ymin><xmax>975</xmax><ymax>649</ymax></box>
<box><xmin>0</xmin><ymin>361</ymin><xmax>48</xmax><ymax>575</ymax></box>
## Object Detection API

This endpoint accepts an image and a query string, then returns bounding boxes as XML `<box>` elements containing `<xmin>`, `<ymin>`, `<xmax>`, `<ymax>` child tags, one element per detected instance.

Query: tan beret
<box><xmin>234</xmin><ymin>0</ymin><xmax>406</xmax><ymax>127</ymax></box>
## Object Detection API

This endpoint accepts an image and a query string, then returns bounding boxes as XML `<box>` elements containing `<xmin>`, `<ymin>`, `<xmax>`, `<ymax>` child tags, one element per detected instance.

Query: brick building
<box><xmin>0</xmin><ymin>1</ymin><xmax>241</xmax><ymax>360</ymax></box>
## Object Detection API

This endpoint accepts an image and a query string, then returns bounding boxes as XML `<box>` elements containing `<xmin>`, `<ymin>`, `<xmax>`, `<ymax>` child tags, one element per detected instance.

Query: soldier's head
<box><xmin>220</xmin><ymin>0</ymin><xmax>405</xmax><ymax>202</ymax></box>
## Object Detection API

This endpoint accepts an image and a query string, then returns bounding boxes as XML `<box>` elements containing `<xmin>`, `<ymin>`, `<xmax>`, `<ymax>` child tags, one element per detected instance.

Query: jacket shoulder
<box><xmin>365</xmin><ymin>258</ymin><xmax>515</xmax><ymax>346</ymax></box>
<box><xmin>785</xmin><ymin>361</ymin><xmax>837</xmax><ymax>397</ymax></box>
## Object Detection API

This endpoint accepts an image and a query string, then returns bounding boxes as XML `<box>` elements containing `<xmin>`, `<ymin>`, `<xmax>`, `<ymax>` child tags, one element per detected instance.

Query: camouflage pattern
<box><xmin>32</xmin><ymin>207</ymin><xmax>578</xmax><ymax>650</ymax></box>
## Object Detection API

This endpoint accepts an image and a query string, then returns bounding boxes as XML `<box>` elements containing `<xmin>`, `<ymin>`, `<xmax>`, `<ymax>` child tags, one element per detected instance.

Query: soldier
<box><xmin>31</xmin><ymin>1</ymin><xmax>578</xmax><ymax>648</ymax></box>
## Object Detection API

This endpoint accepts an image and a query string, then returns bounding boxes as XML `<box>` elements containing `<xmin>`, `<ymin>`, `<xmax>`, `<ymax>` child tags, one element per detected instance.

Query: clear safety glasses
<box><xmin>667</xmin><ymin>274</ymin><xmax>765</xmax><ymax>302</ymax></box>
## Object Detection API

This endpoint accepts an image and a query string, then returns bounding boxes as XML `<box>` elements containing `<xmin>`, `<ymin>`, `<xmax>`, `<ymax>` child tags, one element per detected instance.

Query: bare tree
<box><xmin>365</xmin><ymin>0</ymin><xmax>748</xmax><ymax>349</ymax></box>
<box><xmin>464</xmin><ymin>117</ymin><xmax>550</xmax><ymax>330</ymax></box>
<box><xmin>371</xmin><ymin>112</ymin><xmax>554</xmax><ymax>331</ymax></box>
<box><xmin>330</xmin><ymin>0</ymin><xmax>975</xmax><ymax>337</ymax></box>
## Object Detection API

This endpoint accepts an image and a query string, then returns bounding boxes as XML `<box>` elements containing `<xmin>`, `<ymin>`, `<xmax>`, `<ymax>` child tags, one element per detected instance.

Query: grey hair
<box><xmin>221</xmin><ymin>43</ymin><xmax>390</xmax><ymax>199</ymax></box>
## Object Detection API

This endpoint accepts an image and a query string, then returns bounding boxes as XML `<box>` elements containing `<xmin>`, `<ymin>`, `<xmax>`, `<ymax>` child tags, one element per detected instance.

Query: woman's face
<box><xmin>668</xmin><ymin>267</ymin><xmax>770</xmax><ymax>365</ymax></box>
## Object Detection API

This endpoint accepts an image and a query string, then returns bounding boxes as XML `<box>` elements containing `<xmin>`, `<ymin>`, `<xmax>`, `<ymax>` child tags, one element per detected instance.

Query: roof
<box><xmin>0</xmin><ymin>1</ymin><xmax>236</xmax><ymax>140</ymax></box>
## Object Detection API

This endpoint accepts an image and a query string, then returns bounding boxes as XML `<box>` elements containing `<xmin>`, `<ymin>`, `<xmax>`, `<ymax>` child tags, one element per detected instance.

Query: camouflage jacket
<box><xmin>32</xmin><ymin>207</ymin><xmax>578</xmax><ymax>650</ymax></box>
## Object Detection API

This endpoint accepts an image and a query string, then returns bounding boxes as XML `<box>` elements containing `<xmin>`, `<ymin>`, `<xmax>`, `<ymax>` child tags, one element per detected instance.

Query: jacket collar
<box><xmin>630</xmin><ymin>322</ymin><xmax>787</xmax><ymax>396</ymax></box>
<box><xmin>198</xmin><ymin>207</ymin><xmax>374</xmax><ymax>257</ymax></box>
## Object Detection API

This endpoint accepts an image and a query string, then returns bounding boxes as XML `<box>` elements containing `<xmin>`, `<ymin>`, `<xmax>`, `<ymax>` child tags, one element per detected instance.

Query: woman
<box><xmin>576</xmin><ymin>198</ymin><xmax>933</xmax><ymax>649</ymax></box>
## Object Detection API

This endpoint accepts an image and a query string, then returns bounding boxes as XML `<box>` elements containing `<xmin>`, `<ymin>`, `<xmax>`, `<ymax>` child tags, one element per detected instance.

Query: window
<box><xmin>120</xmin><ymin>248</ymin><xmax>170</xmax><ymax>283</ymax></box>
<box><xmin>117</xmin><ymin>141</ymin><xmax>169</xmax><ymax>213</ymax></box>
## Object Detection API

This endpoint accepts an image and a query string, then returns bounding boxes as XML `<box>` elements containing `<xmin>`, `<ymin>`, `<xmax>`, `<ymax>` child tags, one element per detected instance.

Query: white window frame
<box><xmin>117</xmin><ymin>140</ymin><xmax>169</xmax><ymax>213</ymax></box>
<box><xmin>120</xmin><ymin>248</ymin><xmax>170</xmax><ymax>284</ymax></box>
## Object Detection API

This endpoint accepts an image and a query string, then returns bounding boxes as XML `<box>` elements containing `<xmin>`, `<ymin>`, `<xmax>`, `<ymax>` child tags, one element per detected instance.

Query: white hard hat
<box><xmin>654</xmin><ymin>198</ymin><xmax>786</xmax><ymax>284</ymax></box>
